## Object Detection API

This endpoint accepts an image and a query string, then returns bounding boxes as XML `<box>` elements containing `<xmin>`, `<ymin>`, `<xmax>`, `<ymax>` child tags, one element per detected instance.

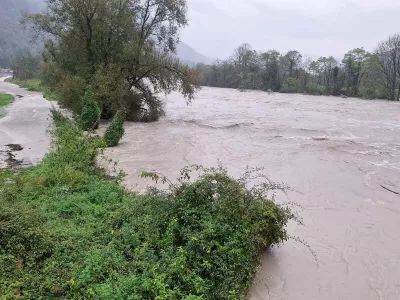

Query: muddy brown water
<box><xmin>101</xmin><ymin>87</ymin><xmax>400</xmax><ymax>300</ymax></box>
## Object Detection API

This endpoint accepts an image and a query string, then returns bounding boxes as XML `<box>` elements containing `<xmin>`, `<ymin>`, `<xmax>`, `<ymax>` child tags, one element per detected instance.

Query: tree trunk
<box><xmin>397</xmin><ymin>83</ymin><xmax>400</xmax><ymax>101</ymax></box>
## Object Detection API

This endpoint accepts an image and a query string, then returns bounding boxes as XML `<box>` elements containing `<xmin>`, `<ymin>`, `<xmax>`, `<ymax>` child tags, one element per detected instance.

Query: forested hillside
<box><xmin>0</xmin><ymin>0</ymin><xmax>44</xmax><ymax>67</ymax></box>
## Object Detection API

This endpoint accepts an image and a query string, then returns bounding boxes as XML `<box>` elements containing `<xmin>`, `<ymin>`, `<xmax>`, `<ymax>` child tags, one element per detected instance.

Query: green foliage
<box><xmin>12</xmin><ymin>50</ymin><xmax>40</xmax><ymax>80</ymax></box>
<box><xmin>197</xmin><ymin>42</ymin><xmax>391</xmax><ymax>100</ymax></box>
<box><xmin>26</xmin><ymin>0</ymin><xmax>200</xmax><ymax>121</ymax></box>
<box><xmin>0</xmin><ymin>111</ymin><xmax>293</xmax><ymax>299</ymax></box>
<box><xmin>78</xmin><ymin>86</ymin><xmax>101</xmax><ymax>131</ymax></box>
<box><xmin>280</xmin><ymin>77</ymin><xmax>301</xmax><ymax>93</ymax></box>
<box><xmin>342</xmin><ymin>48</ymin><xmax>369</xmax><ymax>96</ymax></box>
<box><xmin>55</xmin><ymin>75</ymin><xmax>87</xmax><ymax>111</ymax></box>
<box><xmin>104</xmin><ymin>110</ymin><xmax>125</xmax><ymax>147</ymax></box>
<box><xmin>5</xmin><ymin>78</ymin><xmax>41</xmax><ymax>91</ymax></box>
<box><xmin>306</xmin><ymin>83</ymin><xmax>325</xmax><ymax>95</ymax></box>
<box><xmin>0</xmin><ymin>93</ymin><xmax>13</xmax><ymax>107</ymax></box>
<box><xmin>136</xmin><ymin>165</ymin><xmax>292</xmax><ymax>299</ymax></box>
<box><xmin>359</xmin><ymin>87</ymin><xmax>387</xmax><ymax>100</ymax></box>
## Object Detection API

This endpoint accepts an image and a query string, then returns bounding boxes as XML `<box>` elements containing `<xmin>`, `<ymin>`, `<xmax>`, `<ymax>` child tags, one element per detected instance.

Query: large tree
<box><xmin>260</xmin><ymin>50</ymin><xmax>281</xmax><ymax>91</ymax></box>
<box><xmin>375</xmin><ymin>34</ymin><xmax>400</xmax><ymax>100</ymax></box>
<box><xmin>342</xmin><ymin>48</ymin><xmax>369</xmax><ymax>97</ymax></box>
<box><xmin>232</xmin><ymin>43</ymin><xmax>261</xmax><ymax>89</ymax></box>
<box><xmin>283</xmin><ymin>50</ymin><xmax>302</xmax><ymax>78</ymax></box>
<box><xmin>27</xmin><ymin>0</ymin><xmax>200</xmax><ymax>120</ymax></box>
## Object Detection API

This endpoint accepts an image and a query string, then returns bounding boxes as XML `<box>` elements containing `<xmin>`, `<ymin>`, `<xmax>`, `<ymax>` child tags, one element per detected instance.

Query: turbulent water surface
<box><xmin>103</xmin><ymin>87</ymin><xmax>400</xmax><ymax>300</ymax></box>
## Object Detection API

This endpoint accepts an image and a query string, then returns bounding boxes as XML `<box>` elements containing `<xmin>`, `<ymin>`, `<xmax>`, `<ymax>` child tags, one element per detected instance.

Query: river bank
<box><xmin>2</xmin><ymin>78</ymin><xmax>400</xmax><ymax>299</ymax></box>
<box><xmin>0</xmin><ymin>100</ymin><xmax>291</xmax><ymax>299</ymax></box>
<box><xmin>99</xmin><ymin>87</ymin><xmax>400</xmax><ymax>300</ymax></box>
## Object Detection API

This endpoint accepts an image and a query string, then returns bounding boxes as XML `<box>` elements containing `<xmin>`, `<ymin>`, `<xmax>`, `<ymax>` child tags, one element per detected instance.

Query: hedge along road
<box><xmin>0</xmin><ymin>77</ymin><xmax>53</xmax><ymax>168</ymax></box>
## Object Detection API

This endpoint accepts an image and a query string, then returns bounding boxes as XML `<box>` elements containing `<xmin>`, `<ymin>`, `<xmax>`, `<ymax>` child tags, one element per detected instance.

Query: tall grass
<box><xmin>5</xmin><ymin>78</ymin><xmax>59</xmax><ymax>101</ymax></box>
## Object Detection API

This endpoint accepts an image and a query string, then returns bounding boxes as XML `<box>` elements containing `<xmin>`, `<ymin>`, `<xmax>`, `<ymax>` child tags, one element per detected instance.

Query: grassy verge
<box><xmin>4</xmin><ymin>78</ymin><xmax>59</xmax><ymax>101</ymax></box>
<box><xmin>0</xmin><ymin>93</ymin><xmax>14</xmax><ymax>107</ymax></box>
<box><xmin>0</xmin><ymin>111</ymin><xmax>293</xmax><ymax>299</ymax></box>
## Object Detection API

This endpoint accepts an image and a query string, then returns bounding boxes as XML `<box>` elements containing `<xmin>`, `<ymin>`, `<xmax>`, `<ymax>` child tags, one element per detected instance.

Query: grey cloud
<box><xmin>181</xmin><ymin>0</ymin><xmax>400</xmax><ymax>60</ymax></box>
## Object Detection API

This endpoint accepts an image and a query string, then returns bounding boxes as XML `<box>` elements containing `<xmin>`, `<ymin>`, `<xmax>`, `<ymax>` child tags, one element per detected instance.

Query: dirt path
<box><xmin>0</xmin><ymin>77</ymin><xmax>53</xmax><ymax>168</ymax></box>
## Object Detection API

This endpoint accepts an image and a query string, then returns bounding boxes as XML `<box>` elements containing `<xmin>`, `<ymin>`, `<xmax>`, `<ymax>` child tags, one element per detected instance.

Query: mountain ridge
<box><xmin>176</xmin><ymin>42</ymin><xmax>213</xmax><ymax>65</ymax></box>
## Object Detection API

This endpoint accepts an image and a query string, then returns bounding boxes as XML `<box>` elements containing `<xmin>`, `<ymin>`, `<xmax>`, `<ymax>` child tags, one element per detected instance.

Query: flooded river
<box><xmin>1</xmin><ymin>77</ymin><xmax>400</xmax><ymax>299</ymax></box>
<box><xmin>103</xmin><ymin>87</ymin><xmax>400</xmax><ymax>300</ymax></box>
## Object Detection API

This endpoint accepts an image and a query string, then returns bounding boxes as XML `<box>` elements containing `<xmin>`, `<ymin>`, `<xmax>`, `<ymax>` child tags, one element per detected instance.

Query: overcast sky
<box><xmin>180</xmin><ymin>0</ymin><xmax>400</xmax><ymax>60</ymax></box>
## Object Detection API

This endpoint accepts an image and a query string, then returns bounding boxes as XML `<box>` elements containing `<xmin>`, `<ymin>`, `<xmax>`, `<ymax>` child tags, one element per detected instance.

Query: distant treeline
<box><xmin>195</xmin><ymin>34</ymin><xmax>400</xmax><ymax>100</ymax></box>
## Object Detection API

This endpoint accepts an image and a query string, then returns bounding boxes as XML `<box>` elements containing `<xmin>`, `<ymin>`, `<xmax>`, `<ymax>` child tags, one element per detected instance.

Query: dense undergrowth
<box><xmin>0</xmin><ymin>110</ymin><xmax>293</xmax><ymax>299</ymax></box>
<box><xmin>4</xmin><ymin>78</ymin><xmax>59</xmax><ymax>101</ymax></box>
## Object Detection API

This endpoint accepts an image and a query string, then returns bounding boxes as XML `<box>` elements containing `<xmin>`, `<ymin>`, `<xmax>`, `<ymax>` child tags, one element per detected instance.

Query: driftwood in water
<box><xmin>381</xmin><ymin>185</ymin><xmax>399</xmax><ymax>195</ymax></box>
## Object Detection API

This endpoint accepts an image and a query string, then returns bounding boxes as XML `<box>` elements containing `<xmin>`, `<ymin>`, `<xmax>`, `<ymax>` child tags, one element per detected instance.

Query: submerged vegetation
<box><xmin>0</xmin><ymin>110</ymin><xmax>293</xmax><ymax>299</ymax></box>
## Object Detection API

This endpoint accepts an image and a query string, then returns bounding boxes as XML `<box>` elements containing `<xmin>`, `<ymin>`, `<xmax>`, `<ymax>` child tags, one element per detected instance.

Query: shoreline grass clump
<box><xmin>0</xmin><ymin>110</ymin><xmax>294</xmax><ymax>299</ymax></box>
<box><xmin>0</xmin><ymin>93</ymin><xmax>14</xmax><ymax>107</ymax></box>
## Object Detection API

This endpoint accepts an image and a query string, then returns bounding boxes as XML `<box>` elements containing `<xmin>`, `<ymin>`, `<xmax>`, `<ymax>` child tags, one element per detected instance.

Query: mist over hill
<box><xmin>176</xmin><ymin>42</ymin><xmax>213</xmax><ymax>65</ymax></box>
<box><xmin>0</xmin><ymin>0</ymin><xmax>210</xmax><ymax>68</ymax></box>
<box><xmin>0</xmin><ymin>0</ymin><xmax>44</xmax><ymax>67</ymax></box>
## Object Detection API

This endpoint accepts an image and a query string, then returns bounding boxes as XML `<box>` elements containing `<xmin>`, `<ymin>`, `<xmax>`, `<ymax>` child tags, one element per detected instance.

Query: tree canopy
<box><xmin>197</xmin><ymin>34</ymin><xmax>400</xmax><ymax>101</ymax></box>
<box><xmin>27</xmin><ymin>0</ymin><xmax>200</xmax><ymax>120</ymax></box>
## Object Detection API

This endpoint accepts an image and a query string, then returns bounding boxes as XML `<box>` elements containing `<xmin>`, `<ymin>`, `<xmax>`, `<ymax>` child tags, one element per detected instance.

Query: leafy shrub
<box><xmin>280</xmin><ymin>77</ymin><xmax>300</xmax><ymax>93</ymax></box>
<box><xmin>130</xmin><ymin>166</ymin><xmax>293</xmax><ymax>299</ymax></box>
<box><xmin>78</xmin><ymin>86</ymin><xmax>101</xmax><ymax>131</ymax></box>
<box><xmin>306</xmin><ymin>83</ymin><xmax>324</xmax><ymax>95</ymax></box>
<box><xmin>0</xmin><ymin>112</ymin><xmax>294</xmax><ymax>299</ymax></box>
<box><xmin>56</xmin><ymin>74</ymin><xmax>87</xmax><ymax>113</ymax></box>
<box><xmin>359</xmin><ymin>87</ymin><xmax>387</xmax><ymax>100</ymax></box>
<box><xmin>104</xmin><ymin>110</ymin><xmax>125</xmax><ymax>147</ymax></box>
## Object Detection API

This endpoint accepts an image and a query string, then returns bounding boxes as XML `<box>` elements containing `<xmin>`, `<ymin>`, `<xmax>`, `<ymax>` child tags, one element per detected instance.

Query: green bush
<box><xmin>104</xmin><ymin>110</ymin><xmax>125</xmax><ymax>147</ymax></box>
<box><xmin>280</xmin><ymin>77</ymin><xmax>300</xmax><ymax>93</ymax></box>
<box><xmin>359</xmin><ymin>87</ymin><xmax>387</xmax><ymax>100</ymax></box>
<box><xmin>55</xmin><ymin>74</ymin><xmax>87</xmax><ymax>113</ymax></box>
<box><xmin>306</xmin><ymin>83</ymin><xmax>324</xmax><ymax>95</ymax></box>
<box><xmin>78</xmin><ymin>86</ymin><xmax>101</xmax><ymax>131</ymax></box>
<box><xmin>0</xmin><ymin>112</ymin><xmax>294</xmax><ymax>299</ymax></box>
